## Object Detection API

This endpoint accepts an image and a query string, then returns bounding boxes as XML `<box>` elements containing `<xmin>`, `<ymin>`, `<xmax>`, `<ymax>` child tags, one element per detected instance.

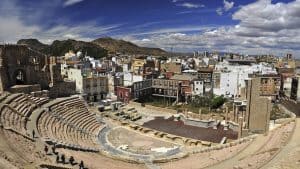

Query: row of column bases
<box><xmin>180</xmin><ymin>104</ymin><xmax>245</xmax><ymax>139</ymax></box>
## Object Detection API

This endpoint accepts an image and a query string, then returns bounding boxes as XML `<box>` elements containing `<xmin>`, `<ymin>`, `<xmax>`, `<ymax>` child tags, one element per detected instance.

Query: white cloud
<box><xmin>0</xmin><ymin>0</ymin><xmax>40</xmax><ymax>43</ymax></box>
<box><xmin>126</xmin><ymin>0</ymin><xmax>300</xmax><ymax>57</ymax></box>
<box><xmin>177</xmin><ymin>11</ymin><xmax>194</xmax><ymax>14</ymax></box>
<box><xmin>172</xmin><ymin>0</ymin><xmax>184</xmax><ymax>3</ymax></box>
<box><xmin>129</xmin><ymin>26</ymin><xmax>214</xmax><ymax>36</ymax></box>
<box><xmin>141</xmin><ymin>38</ymin><xmax>150</xmax><ymax>42</ymax></box>
<box><xmin>64</xmin><ymin>0</ymin><xmax>85</xmax><ymax>7</ymax></box>
<box><xmin>177</xmin><ymin>3</ymin><xmax>205</xmax><ymax>9</ymax></box>
<box><xmin>36</xmin><ymin>23</ymin><xmax>121</xmax><ymax>43</ymax></box>
<box><xmin>0</xmin><ymin>0</ymin><xmax>120</xmax><ymax>44</ymax></box>
<box><xmin>216</xmin><ymin>0</ymin><xmax>235</xmax><ymax>15</ymax></box>
<box><xmin>1</xmin><ymin>0</ymin><xmax>300</xmax><ymax>57</ymax></box>
<box><xmin>216</xmin><ymin>8</ymin><xmax>223</xmax><ymax>15</ymax></box>
<box><xmin>232</xmin><ymin>0</ymin><xmax>300</xmax><ymax>32</ymax></box>
<box><xmin>0</xmin><ymin>15</ymin><xmax>40</xmax><ymax>43</ymax></box>
<box><xmin>224</xmin><ymin>0</ymin><xmax>234</xmax><ymax>11</ymax></box>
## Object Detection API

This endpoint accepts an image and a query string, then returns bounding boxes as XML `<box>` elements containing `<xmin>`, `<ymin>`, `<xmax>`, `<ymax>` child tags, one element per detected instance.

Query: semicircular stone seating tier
<box><xmin>37</xmin><ymin>96</ymin><xmax>104</xmax><ymax>152</ymax></box>
<box><xmin>0</xmin><ymin>93</ymin><xmax>50</xmax><ymax>137</ymax></box>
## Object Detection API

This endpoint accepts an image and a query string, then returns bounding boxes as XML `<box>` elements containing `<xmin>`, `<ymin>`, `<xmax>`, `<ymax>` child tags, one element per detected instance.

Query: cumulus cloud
<box><xmin>63</xmin><ymin>0</ymin><xmax>85</xmax><ymax>7</ymax></box>
<box><xmin>233</xmin><ymin>0</ymin><xmax>300</xmax><ymax>32</ymax></box>
<box><xmin>216</xmin><ymin>0</ymin><xmax>235</xmax><ymax>15</ymax></box>
<box><xmin>177</xmin><ymin>3</ymin><xmax>205</xmax><ymax>8</ymax></box>
<box><xmin>127</xmin><ymin>0</ymin><xmax>300</xmax><ymax>56</ymax></box>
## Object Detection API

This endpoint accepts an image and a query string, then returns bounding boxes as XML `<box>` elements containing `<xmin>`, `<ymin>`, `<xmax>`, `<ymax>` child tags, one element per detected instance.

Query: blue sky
<box><xmin>0</xmin><ymin>0</ymin><xmax>299</xmax><ymax>56</ymax></box>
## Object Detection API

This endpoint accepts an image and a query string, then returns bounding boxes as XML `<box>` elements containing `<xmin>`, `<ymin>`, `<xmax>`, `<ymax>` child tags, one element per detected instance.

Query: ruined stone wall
<box><xmin>49</xmin><ymin>81</ymin><xmax>76</xmax><ymax>98</ymax></box>
<box><xmin>0</xmin><ymin>45</ymin><xmax>75</xmax><ymax>98</ymax></box>
<box><xmin>9</xmin><ymin>84</ymin><xmax>41</xmax><ymax>93</ymax></box>
<box><xmin>0</xmin><ymin>46</ymin><xmax>9</xmax><ymax>91</ymax></box>
<box><xmin>246</xmin><ymin>78</ymin><xmax>272</xmax><ymax>133</ymax></box>
<box><xmin>0</xmin><ymin>45</ymin><xmax>50</xmax><ymax>91</ymax></box>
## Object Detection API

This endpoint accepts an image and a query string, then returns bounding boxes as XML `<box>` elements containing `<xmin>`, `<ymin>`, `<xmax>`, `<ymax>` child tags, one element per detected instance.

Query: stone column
<box><xmin>225</xmin><ymin>106</ymin><xmax>229</xmax><ymax>123</ymax></box>
<box><xmin>235</xmin><ymin>106</ymin><xmax>239</xmax><ymax>123</ymax></box>
<box><xmin>233</xmin><ymin>103</ymin><xmax>236</xmax><ymax>122</ymax></box>
<box><xmin>199</xmin><ymin>108</ymin><xmax>202</xmax><ymax>120</ymax></box>
<box><xmin>238</xmin><ymin>117</ymin><xmax>243</xmax><ymax>139</ymax></box>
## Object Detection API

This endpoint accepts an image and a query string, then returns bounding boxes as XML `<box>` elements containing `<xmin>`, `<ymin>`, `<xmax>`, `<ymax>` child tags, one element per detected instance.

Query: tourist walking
<box><xmin>79</xmin><ymin>160</ymin><xmax>84</xmax><ymax>169</ymax></box>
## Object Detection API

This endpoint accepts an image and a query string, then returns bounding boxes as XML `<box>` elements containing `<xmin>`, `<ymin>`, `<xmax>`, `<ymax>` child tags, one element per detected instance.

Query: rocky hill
<box><xmin>49</xmin><ymin>39</ymin><xmax>107</xmax><ymax>58</ymax></box>
<box><xmin>17</xmin><ymin>39</ymin><xmax>48</xmax><ymax>51</ymax></box>
<box><xmin>17</xmin><ymin>37</ymin><xmax>171</xmax><ymax>58</ymax></box>
<box><xmin>17</xmin><ymin>39</ymin><xmax>108</xmax><ymax>59</ymax></box>
<box><xmin>92</xmin><ymin>37</ymin><xmax>168</xmax><ymax>56</ymax></box>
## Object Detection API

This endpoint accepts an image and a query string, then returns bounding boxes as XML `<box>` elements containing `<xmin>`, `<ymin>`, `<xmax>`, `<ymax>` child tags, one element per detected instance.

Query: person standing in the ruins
<box><xmin>52</xmin><ymin>145</ymin><xmax>56</xmax><ymax>154</ymax></box>
<box><xmin>69</xmin><ymin>156</ymin><xmax>75</xmax><ymax>165</ymax></box>
<box><xmin>61</xmin><ymin>154</ymin><xmax>65</xmax><ymax>164</ymax></box>
<box><xmin>79</xmin><ymin>160</ymin><xmax>84</xmax><ymax>169</ymax></box>
<box><xmin>56</xmin><ymin>154</ymin><xmax>59</xmax><ymax>163</ymax></box>
<box><xmin>32</xmin><ymin>130</ymin><xmax>35</xmax><ymax>138</ymax></box>
<box><xmin>44</xmin><ymin>145</ymin><xmax>48</xmax><ymax>155</ymax></box>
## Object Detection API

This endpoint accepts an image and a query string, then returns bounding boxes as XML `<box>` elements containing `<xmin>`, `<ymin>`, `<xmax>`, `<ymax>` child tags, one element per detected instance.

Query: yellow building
<box><xmin>131</xmin><ymin>58</ymin><xmax>145</xmax><ymax>75</ymax></box>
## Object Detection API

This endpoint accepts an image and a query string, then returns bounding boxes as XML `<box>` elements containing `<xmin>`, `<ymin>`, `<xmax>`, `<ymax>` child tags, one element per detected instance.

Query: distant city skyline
<box><xmin>0</xmin><ymin>0</ymin><xmax>299</xmax><ymax>57</ymax></box>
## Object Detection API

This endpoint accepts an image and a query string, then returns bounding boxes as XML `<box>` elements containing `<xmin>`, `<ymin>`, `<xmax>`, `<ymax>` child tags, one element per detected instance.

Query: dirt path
<box><xmin>205</xmin><ymin>133</ymin><xmax>270</xmax><ymax>169</ymax></box>
<box><xmin>260</xmin><ymin>118</ymin><xmax>300</xmax><ymax>169</ymax></box>
<box><xmin>205</xmin><ymin>118</ymin><xmax>298</xmax><ymax>169</ymax></box>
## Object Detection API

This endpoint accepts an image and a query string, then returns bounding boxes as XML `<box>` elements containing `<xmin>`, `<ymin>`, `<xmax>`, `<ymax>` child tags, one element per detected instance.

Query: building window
<box><xmin>164</xmin><ymin>81</ymin><xmax>168</xmax><ymax>86</ymax></box>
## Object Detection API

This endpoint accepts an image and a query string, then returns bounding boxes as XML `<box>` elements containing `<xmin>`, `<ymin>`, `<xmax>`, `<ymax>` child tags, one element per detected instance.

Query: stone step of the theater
<box><xmin>145</xmin><ymin>162</ymin><xmax>161</xmax><ymax>169</ymax></box>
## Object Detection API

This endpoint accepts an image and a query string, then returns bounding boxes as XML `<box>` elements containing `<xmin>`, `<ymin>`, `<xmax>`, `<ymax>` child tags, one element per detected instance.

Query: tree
<box><xmin>270</xmin><ymin>104</ymin><xmax>280</xmax><ymax>121</ymax></box>
<box><xmin>191</xmin><ymin>95</ymin><xmax>211</xmax><ymax>107</ymax></box>
<box><xmin>210</xmin><ymin>96</ymin><xmax>226</xmax><ymax>109</ymax></box>
<box><xmin>270</xmin><ymin>104</ymin><xmax>289</xmax><ymax>120</ymax></box>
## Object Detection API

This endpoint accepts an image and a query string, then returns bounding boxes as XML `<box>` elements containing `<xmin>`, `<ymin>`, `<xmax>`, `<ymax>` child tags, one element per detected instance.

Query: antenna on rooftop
<box><xmin>170</xmin><ymin>45</ymin><xmax>174</xmax><ymax>57</ymax></box>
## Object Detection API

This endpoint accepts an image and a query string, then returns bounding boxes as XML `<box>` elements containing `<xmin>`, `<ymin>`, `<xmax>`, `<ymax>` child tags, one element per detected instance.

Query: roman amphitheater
<box><xmin>0</xmin><ymin>91</ymin><xmax>298</xmax><ymax>169</ymax></box>
<box><xmin>0</xmin><ymin>45</ymin><xmax>299</xmax><ymax>169</ymax></box>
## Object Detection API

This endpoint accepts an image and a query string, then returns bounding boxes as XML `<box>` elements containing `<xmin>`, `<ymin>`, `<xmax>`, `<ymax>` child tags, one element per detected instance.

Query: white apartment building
<box><xmin>192</xmin><ymin>80</ymin><xmax>204</xmax><ymax>96</ymax></box>
<box><xmin>214</xmin><ymin>61</ymin><xmax>277</xmax><ymax>97</ymax></box>
<box><xmin>66</xmin><ymin>68</ymin><xmax>108</xmax><ymax>102</ymax></box>
<box><xmin>123</xmin><ymin>72</ymin><xmax>143</xmax><ymax>87</ymax></box>
<box><xmin>84</xmin><ymin>56</ymin><xmax>101</xmax><ymax>68</ymax></box>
